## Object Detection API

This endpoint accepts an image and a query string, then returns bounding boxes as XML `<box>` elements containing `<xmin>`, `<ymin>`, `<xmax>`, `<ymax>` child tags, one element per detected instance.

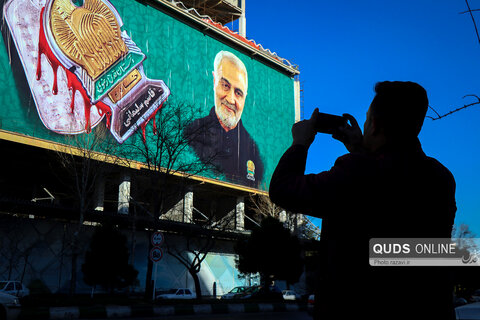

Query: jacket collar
<box><xmin>375</xmin><ymin>137</ymin><xmax>425</xmax><ymax>158</ymax></box>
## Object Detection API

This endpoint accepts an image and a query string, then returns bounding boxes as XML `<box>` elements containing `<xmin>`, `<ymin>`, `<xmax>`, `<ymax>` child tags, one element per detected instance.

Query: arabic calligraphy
<box><xmin>123</xmin><ymin>87</ymin><xmax>158</xmax><ymax>128</ymax></box>
<box><xmin>108</xmin><ymin>68</ymin><xmax>141</xmax><ymax>103</ymax></box>
<box><xmin>96</xmin><ymin>53</ymin><xmax>134</xmax><ymax>95</ymax></box>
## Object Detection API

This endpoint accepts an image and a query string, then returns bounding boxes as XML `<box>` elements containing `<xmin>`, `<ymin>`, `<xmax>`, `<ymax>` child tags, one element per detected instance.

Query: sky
<box><xmin>240</xmin><ymin>1</ymin><xmax>480</xmax><ymax>236</ymax></box>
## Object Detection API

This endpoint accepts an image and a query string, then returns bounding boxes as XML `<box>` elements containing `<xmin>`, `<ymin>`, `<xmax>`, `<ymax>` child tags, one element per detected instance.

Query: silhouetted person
<box><xmin>270</xmin><ymin>81</ymin><xmax>456</xmax><ymax>320</ymax></box>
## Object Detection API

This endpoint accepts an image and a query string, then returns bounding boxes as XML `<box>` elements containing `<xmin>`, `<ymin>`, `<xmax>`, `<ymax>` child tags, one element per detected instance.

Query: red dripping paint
<box><xmin>151</xmin><ymin>109</ymin><xmax>158</xmax><ymax>135</ymax></box>
<box><xmin>36</xmin><ymin>7</ymin><xmax>112</xmax><ymax>133</ymax></box>
<box><xmin>140</xmin><ymin>123</ymin><xmax>147</xmax><ymax>143</ymax></box>
<box><xmin>140</xmin><ymin>102</ymin><xmax>164</xmax><ymax>142</ymax></box>
<box><xmin>36</xmin><ymin>7</ymin><xmax>60</xmax><ymax>95</ymax></box>
<box><xmin>150</xmin><ymin>102</ymin><xmax>164</xmax><ymax>135</ymax></box>
<box><xmin>96</xmin><ymin>101</ymin><xmax>112</xmax><ymax>129</ymax></box>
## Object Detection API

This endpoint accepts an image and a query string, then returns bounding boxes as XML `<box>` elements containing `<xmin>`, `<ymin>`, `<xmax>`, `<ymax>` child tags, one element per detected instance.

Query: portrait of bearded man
<box><xmin>185</xmin><ymin>50</ymin><xmax>264</xmax><ymax>188</ymax></box>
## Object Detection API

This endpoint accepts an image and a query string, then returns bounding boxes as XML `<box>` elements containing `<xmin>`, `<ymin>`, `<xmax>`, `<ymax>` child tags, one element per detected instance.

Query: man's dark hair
<box><xmin>370</xmin><ymin>81</ymin><xmax>429</xmax><ymax>139</ymax></box>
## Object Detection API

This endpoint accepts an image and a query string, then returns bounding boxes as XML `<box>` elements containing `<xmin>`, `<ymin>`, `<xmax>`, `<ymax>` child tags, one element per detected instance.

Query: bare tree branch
<box><xmin>247</xmin><ymin>195</ymin><xmax>321</xmax><ymax>239</ymax></box>
<box><xmin>52</xmin><ymin>124</ymin><xmax>124</xmax><ymax>295</ymax></box>
<box><xmin>248</xmin><ymin>194</ymin><xmax>284</xmax><ymax>220</ymax></box>
<box><xmin>120</xmin><ymin>101</ymin><xmax>226</xmax><ymax>300</ymax></box>
<box><xmin>427</xmin><ymin>95</ymin><xmax>480</xmax><ymax>120</ymax></box>
<box><xmin>462</xmin><ymin>0</ymin><xmax>480</xmax><ymax>45</ymax></box>
<box><xmin>460</xmin><ymin>8</ymin><xmax>480</xmax><ymax>14</ymax></box>
<box><xmin>164</xmin><ymin>229</ymin><xmax>219</xmax><ymax>299</ymax></box>
<box><xmin>429</xmin><ymin>2</ymin><xmax>480</xmax><ymax>121</ymax></box>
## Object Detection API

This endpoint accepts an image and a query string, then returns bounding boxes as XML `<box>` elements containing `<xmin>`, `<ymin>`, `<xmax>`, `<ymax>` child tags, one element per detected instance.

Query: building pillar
<box><xmin>235</xmin><ymin>196</ymin><xmax>245</xmax><ymax>231</ymax></box>
<box><xmin>94</xmin><ymin>175</ymin><xmax>105</xmax><ymax>211</ymax></box>
<box><xmin>183</xmin><ymin>186</ymin><xmax>193</xmax><ymax>223</ymax></box>
<box><xmin>239</xmin><ymin>0</ymin><xmax>246</xmax><ymax>37</ymax></box>
<box><xmin>161</xmin><ymin>187</ymin><xmax>193</xmax><ymax>223</ymax></box>
<box><xmin>118</xmin><ymin>172</ymin><xmax>131</xmax><ymax>215</ymax></box>
<box><xmin>294</xmin><ymin>79</ymin><xmax>301</xmax><ymax>122</ymax></box>
<box><xmin>294</xmin><ymin>213</ymin><xmax>305</xmax><ymax>235</ymax></box>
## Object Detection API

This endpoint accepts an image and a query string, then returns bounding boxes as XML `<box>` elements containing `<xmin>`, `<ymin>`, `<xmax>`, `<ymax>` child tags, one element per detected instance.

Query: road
<box><xmin>89</xmin><ymin>311</ymin><xmax>311</xmax><ymax>320</ymax></box>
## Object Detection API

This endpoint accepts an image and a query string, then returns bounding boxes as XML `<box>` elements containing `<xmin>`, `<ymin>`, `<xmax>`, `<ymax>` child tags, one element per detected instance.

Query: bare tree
<box><xmin>121</xmin><ymin>101</ymin><xmax>219</xmax><ymax>299</ymax></box>
<box><xmin>164</xmin><ymin>230</ymin><xmax>214</xmax><ymax>300</ymax></box>
<box><xmin>248</xmin><ymin>194</ymin><xmax>321</xmax><ymax>240</ymax></box>
<box><xmin>163</xmin><ymin>204</ymin><xmax>239</xmax><ymax>300</ymax></box>
<box><xmin>123</xmin><ymin>102</ymin><xmax>219</xmax><ymax>217</ymax></box>
<box><xmin>249</xmin><ymin>194</ymin><xmax>284</xmax><ymax>220</ymax></box>
<box><xmin>452</xmin><ymin>223</ymin><xmax>479</xmax><ymax>254</ymax></box>
<box><xmin>301</xmin><ymin>218</ymin><xmax>322</xmax><ymax>241</ymax></box>
<box><xmin>451</xmin><ymin>223</ymin><xmax>480</xmax><ymax>296</ymax></box>
<box><xmin>54</xmin><ymin>124</ymin><xmax>124</xmax><ymax>295</ymax></box>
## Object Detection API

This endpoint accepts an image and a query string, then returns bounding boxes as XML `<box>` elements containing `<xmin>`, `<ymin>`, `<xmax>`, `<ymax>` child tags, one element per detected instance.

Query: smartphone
<box><xmin>315</xmin><ymin>112</ymin><xmax>347</xmax><ymax>134</ymax></box>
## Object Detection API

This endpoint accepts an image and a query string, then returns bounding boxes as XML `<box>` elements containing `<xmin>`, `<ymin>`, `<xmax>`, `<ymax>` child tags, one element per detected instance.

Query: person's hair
<box><xmin>213</xmin><ymin>51</ymin><xmax>248</xmax><ymax>93</ymax></box>
<box><xmin>370</xmin><ymin>81</ymin><xmax>429</xmax><ymax>139</ymax></box>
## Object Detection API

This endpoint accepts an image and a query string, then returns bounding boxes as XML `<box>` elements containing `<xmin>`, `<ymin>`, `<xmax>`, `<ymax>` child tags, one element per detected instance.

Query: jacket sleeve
<box><xmin>269</xmin><ymin>144</ymin><xmax>358</xmax><ymax>217</ymax></box>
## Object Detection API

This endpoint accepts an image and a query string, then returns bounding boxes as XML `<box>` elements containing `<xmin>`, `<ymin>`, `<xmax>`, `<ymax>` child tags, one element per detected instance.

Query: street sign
<box><xmin>151</xmin><ymin>231</ymin><xmax>164</xmax><ymax>247</ymax></box>
<box><xmin>150</xmin><ymin>247</ymin><xmax>163</xmax><ymax>262</ymax></box>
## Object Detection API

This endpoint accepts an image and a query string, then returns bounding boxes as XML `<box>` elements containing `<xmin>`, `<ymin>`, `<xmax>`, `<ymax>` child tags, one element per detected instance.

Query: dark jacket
<box><xmin>185</xmin><ymin>107</ymin><xmax>264</xmax><ymax>188</ymax></box>
<box><xmin>270</xmin><ymin>138</ymin><xmax>456</xmax><ymax>320</ymax></box>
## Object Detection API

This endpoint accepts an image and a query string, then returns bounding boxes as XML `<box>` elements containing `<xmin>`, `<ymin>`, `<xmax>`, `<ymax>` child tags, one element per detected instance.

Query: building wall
<box><xmin>0</xmin><ymin>0</ymin><xmax>304</xmax><ymax>296</ymax></box>
<box><xmin>0</xmin><ymin>215</ymin><xmax>253</xmax><ymax>296</ymax></box>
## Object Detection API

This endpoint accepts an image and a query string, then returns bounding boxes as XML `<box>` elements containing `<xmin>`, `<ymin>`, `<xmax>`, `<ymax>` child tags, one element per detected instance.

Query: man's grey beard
<box><xmin>215</xmin><ymin>99</ymin><xmax>241</xmax><ymax>129</ymax></box>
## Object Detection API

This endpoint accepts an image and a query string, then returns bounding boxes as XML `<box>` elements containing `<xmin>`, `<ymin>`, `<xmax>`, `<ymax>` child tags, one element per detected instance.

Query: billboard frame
<box><xmin>143</xmin><ymin>0</ymin><xmax>299</xmax><ymax>78</ymax></box>
<box><xmin>0</xmin><ymin>129</ymin><xmax>269</xmax><ymax>195</ymax></box>
<box><xmin>1</xmin><ymin>0</ymin><xmax>299</xmax><ymax>195</ymax></box>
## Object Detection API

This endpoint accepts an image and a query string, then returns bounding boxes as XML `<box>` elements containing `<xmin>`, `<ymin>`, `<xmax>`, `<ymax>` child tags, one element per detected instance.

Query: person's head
<box><xmin>363</xmin><ymin>81</ymin><xmax>429</xmax><ymax>151</ymax></box>
<box><xmin>213</xmin><ymin>51</ymin><xmax>248</xmax><ymax>132</ymax></box>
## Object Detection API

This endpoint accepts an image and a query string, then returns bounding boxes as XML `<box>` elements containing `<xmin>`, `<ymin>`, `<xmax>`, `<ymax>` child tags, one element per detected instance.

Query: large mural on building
<box><xmin>4</xmin><ymin>0</ymin><xmax>170</xmax><ymax>144</ymax></box>
<box><xmin>0</xmin><ymin>0</ymin><xmax>295</xmax><ymax>190</ymax></box>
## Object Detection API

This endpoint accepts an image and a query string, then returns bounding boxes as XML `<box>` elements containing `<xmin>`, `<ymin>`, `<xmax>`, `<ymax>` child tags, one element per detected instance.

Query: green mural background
<box><xmin>0</xmin><ymin>0</ymin><xmax>295</xmax><ymax>190</ymax></box>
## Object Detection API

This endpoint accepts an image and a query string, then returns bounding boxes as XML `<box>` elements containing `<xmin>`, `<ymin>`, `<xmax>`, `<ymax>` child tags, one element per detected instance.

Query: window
<box><xmin>176</xmin><ymin>290</ymin><xmax>184</xmax><ymax>295</ymax></box>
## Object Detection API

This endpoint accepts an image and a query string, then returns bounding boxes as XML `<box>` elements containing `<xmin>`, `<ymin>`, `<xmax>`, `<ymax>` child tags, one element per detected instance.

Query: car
<box><xmin>221</xmin><ymin>286</ymin><xmax>247</xmax><ymax>299</ymax></box>
<box><xmin>456</xmin><ymin>301</ymin><xmax>480</xmax><ymax>319</ymax></box>
<box><xmin>470</xmin><ymin>289</ymin><xmax>480</xmax><ymax>302</ymax></box>
<box><xmin>282</xmin><ymin>290</ymin><xmax>301</xmax><ymax>301</ymax></box>
<box><xmin>156</xmin><ymin>288</ymin><xmax>196</xmax><ymax>299</ymax></box>
<box><xmin>240</xmin><ymin>286</ymin><xmax>261</xmax><ymax>299</ymax></box>
<box><xmin>0</xmin><ymin>282</ymin><xmax>29</xmax><ymax>298</ymax></box>
<box><xmin>242</xmin><ymin>285</ymin><xmax>283</xmax><ymax>301</ymax></box>
<box><xmin>0</xmin><ymin>292</ymin><xmax>21</xmax><ymax>320</ymax></box>
<box><xmin>454</xmin><ymin>296</ymin><xmax>468</xmax><ymax>308</ymax></box>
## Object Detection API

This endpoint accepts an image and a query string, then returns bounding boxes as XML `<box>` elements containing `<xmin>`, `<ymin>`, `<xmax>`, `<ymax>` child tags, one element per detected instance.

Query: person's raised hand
<box><xmin>332</xmin><ymin>113</ymin><xmax>364</xmax><ymax>153</ymax></box>
<box><xmin>291</xmin><ymin>108</ymin><xmax>320</xmax><ymax>148</ymax></box>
